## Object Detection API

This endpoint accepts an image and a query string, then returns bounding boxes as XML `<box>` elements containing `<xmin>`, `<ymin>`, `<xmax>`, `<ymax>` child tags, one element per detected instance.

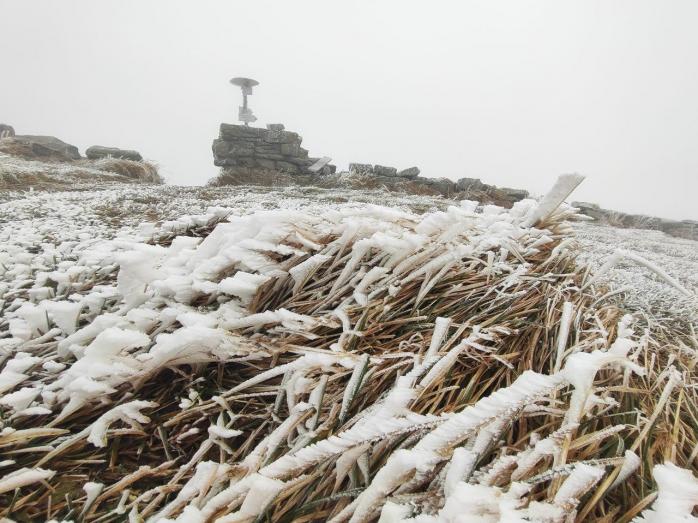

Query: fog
<box><xmin>1</xmin><ymin>0</ymin><xmax>696</xmax><ymax>220</ymax></box>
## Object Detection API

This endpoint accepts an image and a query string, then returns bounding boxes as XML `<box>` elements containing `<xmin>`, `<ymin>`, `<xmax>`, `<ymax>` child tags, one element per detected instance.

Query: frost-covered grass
<box><xmin>0</xmin><ymin>183</ymin><xmax>697</xmax><ymax>522</ymax></box>
<box><xmin>575</xmin><ymin>222</ymin><xmax>698</xmax><ymax>324</ymax></box>
<box><xmin>0</xmin><ymin>153</ymin><xmax>161</xmax><ymax>189</ymax></box>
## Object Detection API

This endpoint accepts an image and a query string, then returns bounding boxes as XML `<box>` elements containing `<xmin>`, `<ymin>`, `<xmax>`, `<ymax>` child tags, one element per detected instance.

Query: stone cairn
<box><xmin>210</xmin><ymin>122</ymin><xmax>532</xmax><ymax>205</ymax></box>
<box><xmin>212</xmin><ymin>123</ymin><xmax>336</xmax><ymax>176</ymax></box>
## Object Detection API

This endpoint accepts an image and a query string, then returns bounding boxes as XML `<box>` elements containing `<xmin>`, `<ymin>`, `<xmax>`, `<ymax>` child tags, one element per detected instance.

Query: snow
<box><xmin>0</xmin><ymin>466</ymin><xmax>55</xmax><ymax>494</ymax></box>
<box><xmin>1</xmin><ymin>183</ymin><xmax>696</xmax><ymax>521</ymax></box>
<box><xmin>634</xmin><ymin>463</ymin><xmax>698</xmax><ymax>522</ymax></box>
<box><xmin>522</xmin><ymin>173</ymin><xmax>585</xmax><ymax>227</ymax></box>
<box><xmin>218</xmin><ymin>271</ymin><xmax>271</xmax><ymax>303</ymax></box>
<box><xmin>87</xmin><ymin>400</ymin><xmax>158</xmax><ymax>447</ymax></box>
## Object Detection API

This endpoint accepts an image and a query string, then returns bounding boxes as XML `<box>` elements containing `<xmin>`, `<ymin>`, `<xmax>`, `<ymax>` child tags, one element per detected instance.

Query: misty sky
<box><xmin>1</xmin><ymin>1</ymin><xmax>696</xmax><ymax>220</ymax></box>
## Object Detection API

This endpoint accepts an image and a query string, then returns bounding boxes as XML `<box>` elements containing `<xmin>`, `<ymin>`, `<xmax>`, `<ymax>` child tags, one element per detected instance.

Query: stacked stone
<box><xmin>212</xmin><ymin>123</ymin><xmax>336</xmax><ymax>175</ymax></box>
<box><xmin>348</xmin><ymin>163</ymin><xmax>421</xmax><ymax>179</ymax></box>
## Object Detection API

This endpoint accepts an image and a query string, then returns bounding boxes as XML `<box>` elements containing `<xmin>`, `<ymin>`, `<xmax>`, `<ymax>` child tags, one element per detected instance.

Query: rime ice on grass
<box><xmin>0</xmin><ymin>182</ymin><xmax>696</xmax><ymax>521</ymax></box>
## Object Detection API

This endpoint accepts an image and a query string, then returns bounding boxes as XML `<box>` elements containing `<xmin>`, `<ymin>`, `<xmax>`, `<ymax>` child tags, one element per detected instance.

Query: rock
<box><xmin>499</xmin><ymin>187</ymin><xmax>529</xmax><ymax>201</ymax></box>
<box><xmin>321</xmin><ymin>164</ymin><xmax>337</xmax><ymax>175</ymax></box>
<box><xmin>456</xmin><ymin>177</ymin><xmax>487</xmax><ymax>192</ymax></box>
<box><xmin>275</xmin><ymin>161</ymin><xmax>300</xmax><ymax>173</ymax></box>
<box><xmin>255</xmin><ymin>158</ymin><xmax>277</xmax><ymax>170</ymax></box>
<box><xmin>308</xmin><ymin>157</ymin><xmax>333</xmax><ymax>173</ymax></box>
<box><xmin>228</xmin><ymin>143</ymin><xmax>256</xmax><ymax>157</ymax></box>
<box><xmin>280</xmin><ymin>156</ymin><xmax>311</xmax><ymax>166</ymax></box>
<box><xmin>264</xmin><ymin>130</ymin><xmax>302</xmax><ymax>144</ymax></box>
<box><xmin>213</xmin><ymin>123</ymin><xmax>332</xmax><ymax>178</ymax></box>
<box><xmin>373</xmin><ymin>165</ymin><xmax>398</xmax><ymax>177</ymax></box>
<box><xmin>349</xmin><ymin>163</ymin><xmax>373</xmax><ymax>174</ymax></box>
<box><xmin>572</xmin><ymin>201</ymin><xmax>600</xmax><ymax>210</ymax></box>
<box><xmin>422</xmin><ymin>177</ymin><xmax>456</xmax><ymax>195</ymax></box>
<box><xmin>212</xmin><ymin>139</ymin><xmax>229</xmax><ymax>159</ymax></box>
<box><xmin>235</xmin><ymin>157</ymin><xmax>257</xmax><ymax>168</ymax></box>
<box><xmin>85</xmin><ymin>145</ymin><xmax>143</xmax><ymax>162</ymax></box>
<box><xmin>570</xmin><ymin>201</ymin><xmax>698</xmax><ymax>241</ymax></box>
<box><xmin>219</xmin><ymin>124</ymin><xmax>268</xmax><ymax>141</ymax></box>
<box><xmin>253</xmin><ymin>144</ymin><xmax>284</xmax><ymax>155</ymax></box>
<box><xmin>0</xmin><ymin>124</ymin><xmax>15</xmax><ymax>139</ymax></box>
<box><xmin>279</xmin><ymin>143</ymin><xmax>303</xmax><ymax>156</ymax></box>
<box><xmin>4</xmin><ymin>135</ymin><xmax>80</xmax><ymax>161</ymax></box>
<box><xmin>397</xmin><ymin>166</ymin><xmax>420</xmax><ymax>179</ymax></box>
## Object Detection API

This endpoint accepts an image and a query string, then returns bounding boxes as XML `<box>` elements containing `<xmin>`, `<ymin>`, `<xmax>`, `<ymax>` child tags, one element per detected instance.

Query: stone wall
<box><xmin>573</xmin><ymin>202</ymin><xmax>698</xmax><ymax>241</ymax></box>
<box><xmin>210</xmin><ymin>123</ymin><xmax>533</xmax><ymax>205</ymax></box>
<box><xmin>212</xmin><ymin>123</ymin><xmax>336</xmax><ymax>176</ymax></box>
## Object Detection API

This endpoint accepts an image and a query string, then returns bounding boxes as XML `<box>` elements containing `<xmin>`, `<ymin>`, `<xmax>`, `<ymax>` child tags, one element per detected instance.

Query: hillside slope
<box><xmin>0</xmin><ymin>184</ymin><xmax>696</xmax><ymax>522</ymax></box>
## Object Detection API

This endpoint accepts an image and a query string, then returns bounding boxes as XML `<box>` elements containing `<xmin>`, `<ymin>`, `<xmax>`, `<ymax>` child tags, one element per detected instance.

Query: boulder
<box><xmin>456</xmin><ymin>177</ymin><xmax>487</xmax><ymax>192</ymax></box>
<box><xmin>86</xmin><ymin>145</ymin><xmax>143</xmax><ymax>162</ymax></box>
<box><xmin>0</xmin><ymin>124</ymin><xmax>15</xmax><ymax>139</ymax></box>
<box><xmin>349</xmin><ymin>163</ymin><xmax>373</xmax><ymax>174</ymax></box>
<box><xmin>266</xmin><ymin>123</ymin><xmax>285</xmax><ymax>131</ymax></box>
<box><xmin>397</xmin><ymin>166</ymin><xmax>420</xmax><ymax>179</ymax></box>
<box><xmin>572</xmin><ymin>201</ymin><xmax>600</xmax><ymax>210</ymax></box>
<box><xmin>422</xmin><ymin>177</ymin><xmax>456</xmax><ymax>195</ymax></box>
<box><xmin>2</xmin><ymin>135</ymin><xmax>80</xmax><ymax>161</ymax></box>
<box><xmin>373</xmin><ymin>165</ymin><xmax>398</xmax><ymax>177</ymax></box>
<box><xmin>499</xmin><ymin>187</ymin><xmax>529</xmax><ymax>201</ymax></box>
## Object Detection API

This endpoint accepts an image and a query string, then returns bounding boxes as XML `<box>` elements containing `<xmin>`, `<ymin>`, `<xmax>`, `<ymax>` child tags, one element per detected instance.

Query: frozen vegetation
<box><xmin>0</xmin><ymin>182</ymin><xmax>697</xmax><ymax>522</ymax></box>
<box><xmin>0</xmin><ymin>153</ymin><xmax>161</xmax><ymax>189</ymax></box>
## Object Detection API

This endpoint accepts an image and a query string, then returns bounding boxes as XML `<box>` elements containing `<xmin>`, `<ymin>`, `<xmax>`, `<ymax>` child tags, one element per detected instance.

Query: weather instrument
<box><xmin>230</xmin><ymin>77</ymin><xmax>259</xmax><ymax>126</ymax></box>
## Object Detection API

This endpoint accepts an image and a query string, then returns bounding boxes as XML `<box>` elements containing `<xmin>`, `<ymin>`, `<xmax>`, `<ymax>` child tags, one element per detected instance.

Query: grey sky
<box><xmin>1</xmin><ymin>1</ymin><xmax>696</xmax><ymax>220</ymax></box>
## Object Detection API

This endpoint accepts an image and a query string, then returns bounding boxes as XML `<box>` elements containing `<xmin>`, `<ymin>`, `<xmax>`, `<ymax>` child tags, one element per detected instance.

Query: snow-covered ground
<box><xmin>1</xmin><ymin>183</ymin><xmax>697</xmax><ymax>522</ymax></box>
<box><xmin>2</xmin><ymin>184</ymin><xmax>696</xmax><ymax>323</ymax></box>
<box><xmin>0</xmin><ymin>153</ymin><xmax>161</xmax><ymax>189</ymax></box>
<box><xmin>575</xmin><ymin>222</ymin><xmax>698</xmax><ymax>323</ymax></box>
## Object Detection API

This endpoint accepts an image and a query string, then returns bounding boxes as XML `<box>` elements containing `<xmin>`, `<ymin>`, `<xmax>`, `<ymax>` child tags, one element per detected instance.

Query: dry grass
<box><xmin>0</xmin><ymin>199</ymin><xmax>695</xmax><ymax>522</ymax></box>
<box><xmin>85</xmin><ymin>158</ymin><xmax>163</xmax><ymax>184</ymax></box>
<box><xmin>0</xmin><ymin>153</ymin><xmax>162</xmax><ymax>190</ymax></box>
